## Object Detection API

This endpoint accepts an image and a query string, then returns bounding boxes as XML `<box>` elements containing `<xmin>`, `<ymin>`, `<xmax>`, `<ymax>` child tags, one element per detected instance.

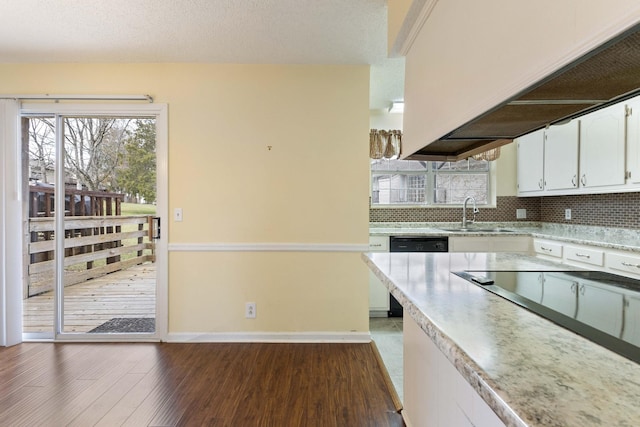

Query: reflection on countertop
<box><xmin>363</xmin><ymin>251</ymin><xmax>640</xmax><ymax>427</ymax></box>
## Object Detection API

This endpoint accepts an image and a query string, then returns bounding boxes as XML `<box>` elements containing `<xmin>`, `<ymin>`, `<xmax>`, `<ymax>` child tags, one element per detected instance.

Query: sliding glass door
<box><xmin>22</xmin><ymin>104</ymin><xmax>166</xmax><ymax>340</ymax></box>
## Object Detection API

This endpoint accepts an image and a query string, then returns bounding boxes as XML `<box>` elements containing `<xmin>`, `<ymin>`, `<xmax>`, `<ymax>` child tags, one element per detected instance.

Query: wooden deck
<box><xmin>23</xmin><ymin>263</ymin><xmax>156</xmax><ymax>334</ymax></box>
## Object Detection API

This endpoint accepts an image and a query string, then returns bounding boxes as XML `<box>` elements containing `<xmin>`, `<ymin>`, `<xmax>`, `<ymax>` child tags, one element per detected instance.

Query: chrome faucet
<box><xmin>462</xmin><ymin>196</ymin><xmax>479</xmax><ymax>228</ymax></box>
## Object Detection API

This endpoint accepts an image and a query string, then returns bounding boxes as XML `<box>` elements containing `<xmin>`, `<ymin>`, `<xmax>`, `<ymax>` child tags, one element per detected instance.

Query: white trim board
<box><xmin>165</xmin><ymin>331</ymin><xmax>371</xmax><ymax>344</ymax></box>
<box><xmin>168</xmin><ymin>243</ymin><xmax>369</xmax><ymax>252</ymax></box>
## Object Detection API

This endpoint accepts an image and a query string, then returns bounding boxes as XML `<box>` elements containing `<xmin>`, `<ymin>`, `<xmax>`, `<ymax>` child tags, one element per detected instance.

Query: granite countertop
<box><xmin>369</xmin><ymin>221</ymin><xmax>640</xmax><ymax>252</ymax></box>
<box><xmin>363</xmin><ymin>251</ymin><xmax>640</xmax><ymax>427</ymax></box>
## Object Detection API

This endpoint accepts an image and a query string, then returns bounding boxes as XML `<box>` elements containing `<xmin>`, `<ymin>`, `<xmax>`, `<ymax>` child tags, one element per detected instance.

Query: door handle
<box><xmin>149</xmin><ymin>216</ymin><xmax>161</xmax><ymax>241</ymax></box>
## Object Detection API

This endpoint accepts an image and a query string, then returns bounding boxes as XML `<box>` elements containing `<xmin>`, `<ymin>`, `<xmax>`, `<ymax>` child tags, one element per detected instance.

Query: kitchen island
<box><xmin>363</xmin><ymin>251</ymin><xmax>640</xmax><ymax>427</ymax></box>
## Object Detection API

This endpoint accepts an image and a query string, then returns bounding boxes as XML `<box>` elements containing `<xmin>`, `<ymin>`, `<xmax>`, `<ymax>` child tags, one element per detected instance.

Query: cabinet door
<box><xmin>369</xmin><ymin>271</ymin><xmax>390</xmax><ymax>312</ymax></box>
<box><xmin>515</xmin><ymin>272</ymin><xmax>543</xmax><ymax>303</ymax></box>
<box><xmin>626</xmin><ymin>97</ymin><xmax>640</xmax><ymax>184</ymax></box>
<box><xmin>541</xmin><ymin>273</ymin><xmax>578</xmax><ymax>317</ymax></box>
<box><xmin>576</xmin><ymin>281</ymin><xmax>623</xmax><ymax>337</ymax></box>
<box><xmin>622</xmin><ymin>295</ymin><xmax>640</xmax><ymax>347</ymax></box>
<box><xmin>579</xmin><ymin>103</ymin><xmax>626</xmax><ymax>188</ymax></box>
<box><xmin>516</xmin><ymin>129</ymin><xmax>544</xmax><ymax>193</ymax></box>
<box><xmin>543</xmin><ymin>120</ymin><xmax>579</xmax><ymax>190</ymax></box>
<box><xmin>368</xmin><ymin>236</ymin><xmax>389</xmax><ymax>313</ymax></box>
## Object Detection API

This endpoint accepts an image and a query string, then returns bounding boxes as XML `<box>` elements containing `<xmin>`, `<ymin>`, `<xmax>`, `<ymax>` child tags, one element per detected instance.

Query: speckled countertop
<box><xmin>369</xmin><ymin>221</ymin><xmax>640</xmax><ymax>252</ymax></box>
<box><xmin>363</xmin><ymin>252</ymin><xmax>640</xmax><ymax>427</ymax></box>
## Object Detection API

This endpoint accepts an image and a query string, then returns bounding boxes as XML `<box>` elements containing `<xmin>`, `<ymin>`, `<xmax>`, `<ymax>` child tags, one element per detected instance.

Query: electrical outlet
<box><xmin>245</xmin><ymin>302</ymin><xmax>256</xmax><ymax>319</ymax></box>
<box><xmin>516</xmin><ymin>209</ymin><xmax>526</xmax><ymax>219</ymax></box>
<box><xmin>174</xmin><ymin>208</ymin><xmax>183</xmax><ymax>222</ymax></box>
<box><xmin>565</xmin><ymin>209</ymin><xmax>572</xmax><ymax>220</ymax></box>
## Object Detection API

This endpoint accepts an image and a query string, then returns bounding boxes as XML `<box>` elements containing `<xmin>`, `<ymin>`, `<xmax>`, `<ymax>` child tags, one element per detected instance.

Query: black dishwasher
<box><xmin>388</xmin><ymin>236</ymin><xmax>449</xmax><ymax>317</ymax></box>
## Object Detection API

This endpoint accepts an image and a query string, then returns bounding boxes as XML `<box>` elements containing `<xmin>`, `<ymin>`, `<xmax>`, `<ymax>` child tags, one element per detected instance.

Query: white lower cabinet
<box><xmin>576</xmin><ymin>280</ymin><xmax>624</xmax><ymax>337</ymax></box>
<box><xmin>541</xmin><ymin>272</ymin><xmax>578</xmax><ymax>318</ymax></box>
<box><xmin>516</xmin><ymin>271</ymin><xmax>544</xmax><ymax>303</ymax></box>
<box><xmin>606</xmin><ymin>250</ymin><xmax>640</xmax><ymax>278</ymax></box>
<box><xmin>449</xmin><ymin>236</ymin><xmax>531</xmax><ymax>253</ymax></box>
<box><xmin>623</xmin><ymin>295</ymin><xmax>640</xmax><ymax>347</ymax></box>
<box><xmin>403</xmin><ymin>315</ymin><xmax>505</xmax><ymax>427</ymax></box>
<box><xmin>369</xmin><ymin>235</ymin><xmax>389</xmax><ymax>315</ymax></box>
<box><xmin>532</xmin><ymin>238</ymin><xmax>563</xmax><ymax>260</ymax></box>
<box><xmin>563</xmin><ymin>244</ymin><xmax>604</xmax><ymax>268</ymax></box>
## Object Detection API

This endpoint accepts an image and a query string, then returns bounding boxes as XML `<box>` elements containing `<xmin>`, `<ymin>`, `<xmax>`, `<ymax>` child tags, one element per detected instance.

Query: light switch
<box><xmin>174</xmin><ymin>208</ymin><xmax>183</xmax><ymax>222</ymax></box>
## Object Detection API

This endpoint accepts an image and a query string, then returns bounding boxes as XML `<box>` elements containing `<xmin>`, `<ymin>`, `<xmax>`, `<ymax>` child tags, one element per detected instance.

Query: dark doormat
<box><xmin>88</xmin><ymin>318</ymin><xmax>156</xmax><ymax>333</ymax></box>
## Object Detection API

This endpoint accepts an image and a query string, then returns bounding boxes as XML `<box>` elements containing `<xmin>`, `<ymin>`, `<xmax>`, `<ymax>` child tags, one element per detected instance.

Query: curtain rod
<box><xmin>0</xmin><ymin>94</ymin><xmax>153</xmax><ymax>103</ymax></box>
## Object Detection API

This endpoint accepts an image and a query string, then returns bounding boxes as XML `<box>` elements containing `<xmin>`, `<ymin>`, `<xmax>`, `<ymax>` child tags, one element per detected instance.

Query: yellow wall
<box><xmin>0</xmin><ymin>63</ymin><xmax>371</xmax><ymax>335</ymax></box>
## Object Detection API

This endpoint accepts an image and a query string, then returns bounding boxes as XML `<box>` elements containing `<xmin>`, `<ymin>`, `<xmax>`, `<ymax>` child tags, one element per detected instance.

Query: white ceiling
<box><xmin>0</xmin><ymin>0</ymin><xmax>404</xmax><ymax>110</ymax></box>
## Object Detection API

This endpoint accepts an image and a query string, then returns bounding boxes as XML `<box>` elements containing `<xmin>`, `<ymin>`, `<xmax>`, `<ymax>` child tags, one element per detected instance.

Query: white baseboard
<box><xmin>165</xmin><ymin>331</ymin><xmax>371</xmax><ymax>343</ymax></box>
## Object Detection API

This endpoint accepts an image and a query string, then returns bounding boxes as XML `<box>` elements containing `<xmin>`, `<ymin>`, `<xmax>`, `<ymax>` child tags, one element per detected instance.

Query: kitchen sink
<box><xmin>437</xmin><ymin>228</ymin><xmax>514</xmax><ymax>233</ymax></box>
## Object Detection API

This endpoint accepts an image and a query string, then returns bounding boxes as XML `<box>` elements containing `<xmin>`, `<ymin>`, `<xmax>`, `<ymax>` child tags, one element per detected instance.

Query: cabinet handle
<box><xmin>579</xmin><ymin>284</ymin><xmax>585</xmax><ymax>296</ymax></box>
<box><xmin>581</xmin><ymin>174</ymin><xmax>587</xmax><ymax>186</ymax></box>
<box><xmin>571</xmin><ymin>175</ymin><xmax>577</xmax><ymax>187</ymax></box>
<box><xmin>540</xmin><ymin>246</ymin><xmax>553</xmax><ymax>252</ymax></box>
<box><xmin>621</xmin><ymin>261</ymin><xmax>640</xmax><ymax>268</ymax></box>
<box><xmin>575</xmin><ymin>253</ymin><xmax>591</xmax><ymax>259</ymax></box>
<box><xmin>538</xmin><ymin>179</ymin><xmax>543</xmax><ymax>189</ymax></box>
<box><xmin>570</xmin><ymin>282</ymin><xmax>577</xmax><ymax>293</ymax></box>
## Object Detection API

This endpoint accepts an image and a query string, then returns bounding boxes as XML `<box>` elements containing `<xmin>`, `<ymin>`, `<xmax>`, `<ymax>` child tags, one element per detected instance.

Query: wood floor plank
<box><xmin>0</xmin><ymin>342</ymin><xmax>405</xmax><ymax>427</ymax></box>
<box><xmin>44</xmin><ymin>345</ymin><xmax>151</xmax><ymax>426</ymax></box>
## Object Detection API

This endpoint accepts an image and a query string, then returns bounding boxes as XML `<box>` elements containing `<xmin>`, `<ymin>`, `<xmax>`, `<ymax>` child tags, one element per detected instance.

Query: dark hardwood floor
<box><xmin>0</xmin><ymin>342</ymin><xmax>404</xmax><ymax>426</ymax></box>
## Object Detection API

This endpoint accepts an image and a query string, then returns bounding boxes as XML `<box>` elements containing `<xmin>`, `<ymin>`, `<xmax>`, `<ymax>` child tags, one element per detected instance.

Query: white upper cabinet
<box><xmin>579</xmin><ymin>103</ymin><xmax>626</xmax><ymax>188</ymax></box>
<box><xmin>516</xmin><ymin>129</ymin><xmax>544</xmax><ymax>193</ymax></box>
<box><xmin>544</xmin><ymin>120</ymin><xmax>579</xmax><ymax>191</ymax></box>
<box><xmin>626</xmin><ymin>97</ymin><xmax>640</xmax><ymax>184</ymax></box>
<box><xmin>516</xmin><ymin>99</ymin><xmax>637</xmax><ymax>196</ymax></box>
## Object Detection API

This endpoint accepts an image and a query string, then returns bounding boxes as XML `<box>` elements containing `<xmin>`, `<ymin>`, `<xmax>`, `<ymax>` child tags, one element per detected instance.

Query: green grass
<box><xmin>120</xmin><ymin>202</ymin><xmax>156</xmax><ymax>216</ymax></box>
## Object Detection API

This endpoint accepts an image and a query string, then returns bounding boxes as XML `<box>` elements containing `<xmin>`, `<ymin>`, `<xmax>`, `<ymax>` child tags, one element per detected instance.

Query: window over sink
<box><xmin>371</xmin><ymin>158</ymin><xmax>492</xmax><ymax>206</ymax></box>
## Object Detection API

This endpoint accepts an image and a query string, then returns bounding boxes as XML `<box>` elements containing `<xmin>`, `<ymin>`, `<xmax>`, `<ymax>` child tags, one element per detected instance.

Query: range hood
<box><xmin>406</xmin><ymin>26</ymin><xmax>640</xmax><ymax>161</ymax></box>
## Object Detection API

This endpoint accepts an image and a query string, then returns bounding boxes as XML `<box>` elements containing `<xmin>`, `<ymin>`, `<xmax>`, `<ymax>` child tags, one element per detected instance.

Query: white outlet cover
<box><xmin>245</xmin><ymin>302</ymin><xmax>256</xmax><ymax>319</ymax></box>
<box><xmin>174</xmin><ymin>208</ymin><xmax>183</xmax><ymax>222</ymax></box>
<box><xmin>516</xmin><ymin>209</ymin><xmax>526</xmax><ymax>219</ymax></box>
<box><xmin>565</xmin><ymin>208</ymin><xmax>571</xmax><ymax>220</ymax></box>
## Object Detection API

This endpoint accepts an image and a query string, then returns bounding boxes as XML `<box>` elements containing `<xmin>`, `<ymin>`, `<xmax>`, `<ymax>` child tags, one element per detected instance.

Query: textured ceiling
<box><xmin>0</xmin><ymin>0</ymin><xmax>403</xmax><ymax>109</ymax></box>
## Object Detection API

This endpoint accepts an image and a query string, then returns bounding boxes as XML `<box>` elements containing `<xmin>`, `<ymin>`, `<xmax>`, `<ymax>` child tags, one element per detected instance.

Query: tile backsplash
<box><xmin>370</xmin><ymin>196</ymin><xmax>541</xmax><ymax>223</ymax></box>
<box><xmin>539</xmin><ymin>193</ymin><xmax>640</xmax><ymax>229</ymax></box>
<box><xmin>370</xmin><ymin>193</ymin><xmax>640</xmax><ymax>229</ymax></box>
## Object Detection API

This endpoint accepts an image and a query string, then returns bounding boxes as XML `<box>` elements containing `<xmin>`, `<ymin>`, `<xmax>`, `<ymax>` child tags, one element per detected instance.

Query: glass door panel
<box><xmin>23</xmin><ymin>116</ymin><xmax>56</xmax><ymax>338</ymax></box>
<box><xmin>61</xmin><ymin>117</ymin><xmax>157</xmax><ymax>335</ymax></box>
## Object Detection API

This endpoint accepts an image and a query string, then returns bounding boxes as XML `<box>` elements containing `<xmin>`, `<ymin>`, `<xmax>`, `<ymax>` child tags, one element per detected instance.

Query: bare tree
<box><xmin>63</xmin><ymin>118</ymin><xmax>133</xmax><ymax>191</ymax></box>
<box><xmin>28</xmin><ymin>118</ymin><xmax>55</xmax><ymax>183</ymax></box>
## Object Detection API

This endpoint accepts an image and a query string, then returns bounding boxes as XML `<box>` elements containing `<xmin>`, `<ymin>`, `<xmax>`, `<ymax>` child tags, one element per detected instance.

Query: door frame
<box><xmin>19</xmin><ymin>102</ymin><xmax>168</xmax><ymax>342</ymax></box>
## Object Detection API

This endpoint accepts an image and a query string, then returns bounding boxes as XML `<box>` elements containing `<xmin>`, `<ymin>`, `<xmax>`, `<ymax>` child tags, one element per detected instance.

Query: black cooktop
<box><xmin>453</xmin><ymin>270</ymin><xmax>640</xmax><ymax>364</ymax></box>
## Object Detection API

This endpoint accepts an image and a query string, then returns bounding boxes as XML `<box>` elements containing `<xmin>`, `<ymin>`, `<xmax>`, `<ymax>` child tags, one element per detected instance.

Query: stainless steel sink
<box><xmin>437</xmin><ymin>228</ymin><xmax>514</xmax><ymax>233</ymax></box>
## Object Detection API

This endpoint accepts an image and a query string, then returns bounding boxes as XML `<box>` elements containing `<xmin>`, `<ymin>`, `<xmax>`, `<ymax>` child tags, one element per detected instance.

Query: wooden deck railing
<box><xmin>27</xmin><ymin>215</ymin><xmax>155</xmax><ymax>297</ymax></box>
<box><xmin>29</xmin><ymin>184</ymin><xmax>124</xmax><ymax>218</ymax></box>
